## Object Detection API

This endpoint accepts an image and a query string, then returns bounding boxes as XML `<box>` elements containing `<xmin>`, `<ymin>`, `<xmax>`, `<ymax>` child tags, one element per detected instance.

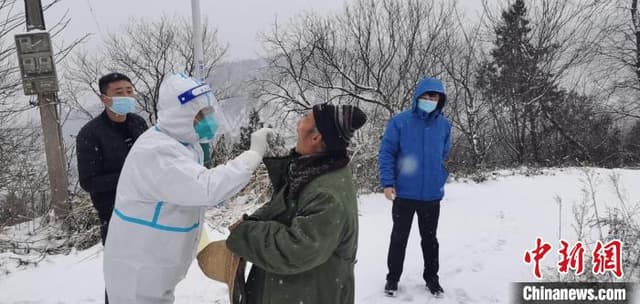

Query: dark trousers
<box><xmin>386</xmin><ymin>198</ymin><xmax>440</xmax><ymax>283</ymax></box>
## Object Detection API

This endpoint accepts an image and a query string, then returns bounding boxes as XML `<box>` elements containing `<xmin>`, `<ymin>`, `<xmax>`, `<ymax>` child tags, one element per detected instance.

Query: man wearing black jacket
<box><xmin>76</xmin><ymin>73</ymin><xmax>148</xmax><ymax>245</ymax></box>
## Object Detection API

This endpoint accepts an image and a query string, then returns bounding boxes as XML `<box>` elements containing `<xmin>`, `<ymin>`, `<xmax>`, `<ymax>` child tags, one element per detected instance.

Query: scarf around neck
<box><xmin>286</xmin><ymin>150</ymin><xmax>350</xmax><ymax>200</ymax></box>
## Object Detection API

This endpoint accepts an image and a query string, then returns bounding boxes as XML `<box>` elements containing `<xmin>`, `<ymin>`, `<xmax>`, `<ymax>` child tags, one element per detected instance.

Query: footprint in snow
<box><xmin>454</xmin><ymin>288</ymin><xmax>472</xmax><ymax>304</ymax></box>
<box><xmin>494</xmin><ymin>239</ymin><xmax>506</xmax><ymax>251</ymax></box>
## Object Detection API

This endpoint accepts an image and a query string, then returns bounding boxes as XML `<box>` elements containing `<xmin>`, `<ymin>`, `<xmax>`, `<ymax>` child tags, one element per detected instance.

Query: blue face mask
<box><xmin>194</xmin><ymin>115</ymin><xmax>218</xmax><ymax>142</ymax></box>
<box><xmin>418</xmin><ymin>98</ymin><xmax>438</xmax><ymax>113</ymax></box>
<box><xmin>109</xmin><ymin>96</ymin><xmax>137</xmax><ymax>115</ymax></box>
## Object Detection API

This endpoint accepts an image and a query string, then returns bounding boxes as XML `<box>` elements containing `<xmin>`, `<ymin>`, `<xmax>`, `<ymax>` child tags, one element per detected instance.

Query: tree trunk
<box><xmin>632</xmin><ymin>0</ymin><xmax>640</xmax><ymax>87</ymax></box>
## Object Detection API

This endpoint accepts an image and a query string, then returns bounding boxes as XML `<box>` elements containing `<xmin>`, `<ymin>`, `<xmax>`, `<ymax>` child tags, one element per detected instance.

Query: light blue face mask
<box><xmin>109</xmin><ymin>96</ymin><xmax>137</xmax><ymax>115</ymax></box>
<box><xmin>194</xmin><ymin>115</ymin><xmax>218</xmax><ymax>142</ymax></box>
<box><xmin>418</xmin><ymin>98</ymin><xmax>438</xmax><ymax>113</ymax></box>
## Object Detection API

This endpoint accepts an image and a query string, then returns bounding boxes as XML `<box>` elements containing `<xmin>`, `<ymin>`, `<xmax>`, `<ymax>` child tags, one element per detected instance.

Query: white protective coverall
<box><xmin>103</xmin><ymin>73</ymin><xmax>262</xmax><ymax>303</ymax></box>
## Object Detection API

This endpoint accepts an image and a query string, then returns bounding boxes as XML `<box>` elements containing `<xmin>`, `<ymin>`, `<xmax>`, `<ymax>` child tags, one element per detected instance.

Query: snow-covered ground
<box><xmin>1</xmin><ymin>167</ymin><xmax>639</xmax><ymax>303</ymax></box>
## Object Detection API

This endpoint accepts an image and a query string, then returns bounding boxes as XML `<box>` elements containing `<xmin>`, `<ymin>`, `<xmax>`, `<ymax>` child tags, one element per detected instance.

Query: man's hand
<box><xmin>383</xmin><ymin>187</ymin><xmax>396</xmax><ymax>201</ymax></box>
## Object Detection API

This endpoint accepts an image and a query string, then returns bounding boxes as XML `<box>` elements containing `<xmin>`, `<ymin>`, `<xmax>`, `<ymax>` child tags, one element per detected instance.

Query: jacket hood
<box><xmin>156</xmin><ymin>73</ymin><xmax>213</xmax><ymax>144</ymax></box>
<box><xmin>412</xmin><ymin>77</ymin><xmax>447</xmax><ymax>115</ymax></box>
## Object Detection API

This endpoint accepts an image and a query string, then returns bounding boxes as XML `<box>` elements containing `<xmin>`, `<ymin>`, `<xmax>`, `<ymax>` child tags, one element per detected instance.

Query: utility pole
<box><xmin>15</xmin><ymin>0</ymin><xmax>69</xmax><ymax>220</ymax></box>
<box><xmin>191</xmin><ymin>0</ymin><xmax>205</xmax><ymax>81</ymax></box>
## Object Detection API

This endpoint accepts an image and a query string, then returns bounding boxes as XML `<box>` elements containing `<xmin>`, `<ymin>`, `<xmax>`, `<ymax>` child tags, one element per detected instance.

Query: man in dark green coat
<box><xmin>227</xmin><ymin>103</ymin><xmax>367</xmax><ymax>304</ymax></box>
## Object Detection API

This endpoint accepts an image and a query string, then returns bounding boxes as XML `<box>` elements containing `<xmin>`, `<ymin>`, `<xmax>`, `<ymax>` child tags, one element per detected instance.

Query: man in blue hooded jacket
<box><xmin>378</xmin><ymin>77</ymin><xmax>451</xmax><ymax>297</ymax></box>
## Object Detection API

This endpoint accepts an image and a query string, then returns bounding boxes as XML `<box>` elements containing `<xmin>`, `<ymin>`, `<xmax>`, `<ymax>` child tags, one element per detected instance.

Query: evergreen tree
<box><xmin>234</xmin><ymin>108</ymin><xmax>264</xmax><ymax>153</ymax></box>
<box><xmin>479</xmin><ymin>0</ymin><xmax>556</xmax><ymax>165</ymax></box>
<box><xmin>209</xmin><ymin>135</ymin><xmax>232</xmax><ymax>167</ymax></box>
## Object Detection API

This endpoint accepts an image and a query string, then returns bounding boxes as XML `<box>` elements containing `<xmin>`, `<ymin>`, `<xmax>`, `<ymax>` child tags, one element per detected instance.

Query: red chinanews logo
<box><xmin>523</xmin><ymin>237</ymin><xmax>623</xmax><ymax>279</ymax></box>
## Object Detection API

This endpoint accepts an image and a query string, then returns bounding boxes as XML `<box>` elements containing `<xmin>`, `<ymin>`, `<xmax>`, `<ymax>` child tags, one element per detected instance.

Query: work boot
<box><xmin>426</xmin><ymin>278</ymin><xmax>444</xmax><ymax>298</ymax></box>
<box><xmin>384</xmin><ymin>280</ymin><xmax>398</xmax><ymax>297</ymax></box>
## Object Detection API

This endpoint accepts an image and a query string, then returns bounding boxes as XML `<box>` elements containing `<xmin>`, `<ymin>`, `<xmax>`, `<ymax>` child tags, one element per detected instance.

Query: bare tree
<box><xmin>63</xmin><ymin>15</ymin><xmax>228</xmax><ymax>123</ymax></box>
<box><xmin>0</xmin><ymin>125</ymin><xmax>48</xmax><ymax>227</ymax></box>
<box><xmin>437</xmin><ymin>9</ymin><xmax>494</xmax><ymax>169</ymax></box>
<box><xmin>584</xmin><ymin>0</ymin><xmax>640</xmax><ymax>119</ymax></box>
<box><xmin>0</xmin><ymin>0</ymin><xmax>24</xmax><ymax>103</ymax></box>
<box><xmin>258</xmin><ymin>0</ymin><xmax>456</xmax><ymax>119</ymax></box>
<box><xmin>256</xmin><ymin>18</ymin><xmax>320</xmax><ymax>116</ymax></box>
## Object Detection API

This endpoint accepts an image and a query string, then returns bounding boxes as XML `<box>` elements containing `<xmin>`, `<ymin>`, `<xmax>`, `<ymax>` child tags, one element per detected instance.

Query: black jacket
<box><xmin>76</xmin><ymin>110</ymin><xmax>148</xmax><ymax>222</ymax></box>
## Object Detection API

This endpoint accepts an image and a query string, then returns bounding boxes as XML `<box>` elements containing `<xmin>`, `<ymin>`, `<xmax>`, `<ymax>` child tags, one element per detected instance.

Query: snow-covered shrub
<box><xmin>555</xmin><ymin>169</ymin><xmax>640</xmax><ymax>282</ymax></box>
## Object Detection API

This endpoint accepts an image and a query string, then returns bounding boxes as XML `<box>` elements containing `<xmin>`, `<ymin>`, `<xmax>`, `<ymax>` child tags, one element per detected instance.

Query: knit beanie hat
<box><xmin>312</xmin><ymin>103</ymin><xmax>367</xmax><ymax>152</ymax></box>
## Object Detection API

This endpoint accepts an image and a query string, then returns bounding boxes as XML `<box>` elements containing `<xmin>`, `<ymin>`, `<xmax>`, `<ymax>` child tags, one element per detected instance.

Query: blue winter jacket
<box><xmin>378</xmin><ymin>77</ymin><xmax>451</xmax><ymax>202</ymax></box>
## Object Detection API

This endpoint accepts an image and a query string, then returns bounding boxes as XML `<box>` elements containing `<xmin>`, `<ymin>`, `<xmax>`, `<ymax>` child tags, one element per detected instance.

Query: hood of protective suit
<box><xmin>412</xmin><ymin>77</ymin><xmax>447</xmax><ymax>116</ymax></box>
<box><xmin>157</xmin><ymin>73</ymin><xmax>215</xmax><ymax>144</ymax></box>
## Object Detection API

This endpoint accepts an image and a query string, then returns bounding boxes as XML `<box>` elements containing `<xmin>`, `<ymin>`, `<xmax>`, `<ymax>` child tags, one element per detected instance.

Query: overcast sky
<box><xmin>45</xmin><ymin>0</ymin><xmax>484</xmax><ymax>62</ymax></box>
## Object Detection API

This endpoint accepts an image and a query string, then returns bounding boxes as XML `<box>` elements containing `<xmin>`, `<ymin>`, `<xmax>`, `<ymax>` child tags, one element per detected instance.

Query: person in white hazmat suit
<box><xmin>103</xmin><ymin>73</ymin><xmax>273</xmax><ymax>303</ymax></box>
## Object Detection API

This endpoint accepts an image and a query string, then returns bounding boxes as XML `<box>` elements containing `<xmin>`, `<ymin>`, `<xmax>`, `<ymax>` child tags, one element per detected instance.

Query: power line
<box><xmin>85</xmin><ymin>0</ymin><xmax>106</xmax><ymax>42</ymax></box>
